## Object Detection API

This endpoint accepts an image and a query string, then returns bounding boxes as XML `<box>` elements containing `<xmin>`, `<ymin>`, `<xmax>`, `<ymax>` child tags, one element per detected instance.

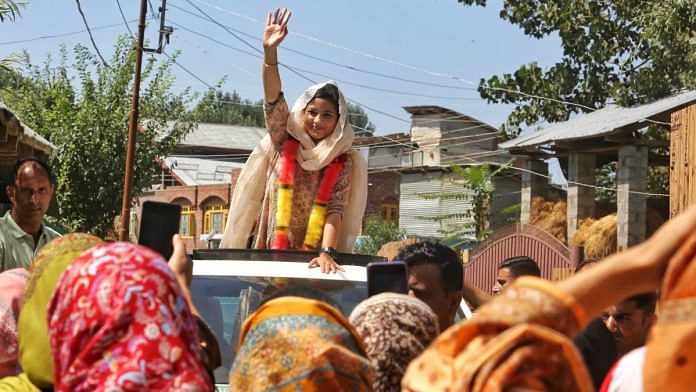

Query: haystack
<box><xmin>571</xmin><ymin>214</ymin><xmax>617</xmax><ymax>259</ymax></box>
<box><xmin>529</xmin><ymin>196</ymin><xmax>567</xmax><ymax>243</ymax></box>
<box><xmin>569</xmin><ymin>218</ymin><xmax>596</xmax><ymax>247</ymax></box>
<box><xmin>377</xmin><ymin>237</ymin><xmax>421</xmax><ymax>261</ymax></box>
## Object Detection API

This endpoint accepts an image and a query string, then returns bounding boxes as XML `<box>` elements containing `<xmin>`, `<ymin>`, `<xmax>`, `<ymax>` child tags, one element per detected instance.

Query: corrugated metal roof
<box><xmin>1</xmin><ymin>101</ymin><xmax>55</xmax><ymax>153</ymax></box>
<box><xmin>163</xmin><ymin>156</ymin><xmax>244</xmax><ymax>186</ymax></box>
<box><xmin>180</xmin><ymin>123</ymin><xmax>267</xmax><ymax>151</ymax></box>
<box><xmin>500</xmin><ymin>90</ymin><xmax>696</xmax><ymax>150</ymax></box>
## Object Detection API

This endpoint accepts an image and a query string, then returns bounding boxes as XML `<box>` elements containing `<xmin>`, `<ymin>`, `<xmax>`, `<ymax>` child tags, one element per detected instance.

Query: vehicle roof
<box><xmin>193</xmin><ymin>248</ymin><xmax>385</xmax><ymax>267</ymax></box>
<box><xmin>192</xmin><ymin>259</ymin><xmax>367</xmax><ymax>282</ymax></box>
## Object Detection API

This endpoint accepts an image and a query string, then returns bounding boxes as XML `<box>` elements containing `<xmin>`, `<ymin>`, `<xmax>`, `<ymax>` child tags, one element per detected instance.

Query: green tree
<box><xmin>0</xmin><ymin>36</ymin><xmax>196</xmax><ymax>237</ymax></box>
<box><xmin>354</xmin><ymin>215</ymin><xmax>404</xmax><ymax>255</ymax></box>
<box><xmin>348</xmin><ymin>102</ymin><xmax>376</xmax><ymax>137</ymax></box>
<box><xmin>0</xmin><ymin>0</ymin><xmax>23</xmax><ymax>23</ymax></box>
<box><xmin>0</xmin><ymin>1</ymin><xmax>27</xmax><ymax>72</ymax></box>
<box><xmin>191</xmin><ymin>90</ymin><xmax>377</xmax><ymax>136</ymax></box>
<box><xmin>193</xmin><ymin>88</ymin><xmax>265</xmax><ymax>127</ymax></box>
<box><xmin>457</xmin><ymin>0</ymin><xmax>696</xmax><ymax>136</ymax></box>
<box><xmin>418</xmin><ymin>163</ymin><xmax>507</xmax><ymax>243</ymax></box>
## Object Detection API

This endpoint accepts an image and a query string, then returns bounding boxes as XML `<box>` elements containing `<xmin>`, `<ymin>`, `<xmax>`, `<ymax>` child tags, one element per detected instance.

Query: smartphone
<box><xmin>138</xmin><ymin>201</ymin><xmax>181</xmax><ymax>260</ymax></box>
<box><xmin>367</xmin><ymin>260</ymin><xmax>408</xmax><ymax>297</ymax></box>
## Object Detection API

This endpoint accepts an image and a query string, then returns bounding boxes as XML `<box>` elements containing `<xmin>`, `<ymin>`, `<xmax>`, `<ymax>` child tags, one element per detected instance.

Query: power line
<box><xmin>168</xmin><ymin>3</ymin><xmax>479</xmax><ymax>92</ymax></box>
<box><xmin>115</xmin><ymin>0</ymin><xmax>135</xmax><ymax>39</ymax></box>
<box><xmin>184</xmin><ymin>0</ymin><xmax>672</xmax><ymax>128</ymax></box>
<box><xmin>175</xmin><ymin>34</ymin><xmax>256</xmax><ymax>77</ymax></box>
<box><xmin>171</xmin><ymin>20</ymin><xmax>484</xmax><ymax>109</ymax></box>
<box><xmin>0</xmin><ymin>20</ymin><xmax>139</xmax><ymax>46</ymax></box>
<box><xmin>444</xmin><ymin>155</ymin><xmax>670</xmax><ymax>197</ymax></box>
<box><xmin>175</xmin><ymin>1</ymin><xmax>414</xmax><ymax>128</ymax></box>
<box><xmin>75</xmin><ymin>0</ymin><xmax>111</xmax><ymax>68</ymax></box>
<box><xmin>161</xmin><ymin>50</ymin><xmax>216</xmax><ymax>90</ymax></box>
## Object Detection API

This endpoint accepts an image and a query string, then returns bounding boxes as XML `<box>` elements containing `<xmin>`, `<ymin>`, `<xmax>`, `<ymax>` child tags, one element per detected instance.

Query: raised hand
<box><xmin>263</xmin><ymin>8</ymin><xmax>291</xmax><ymax>49</ymax></box>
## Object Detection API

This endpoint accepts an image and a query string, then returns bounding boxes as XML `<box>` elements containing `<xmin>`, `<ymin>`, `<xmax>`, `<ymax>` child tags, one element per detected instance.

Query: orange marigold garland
<box><xmin>271</xmin><ymin>138</ymin><xmax>347</xmax><ymax>250</ymax></box>
<box><xmin>272</xmin><ymin>138</ymin><xmax>299</xmax><ymax>249</ymax></box>
<box><xmin>302</xmin><ymin>153</ymin><xmax>347</xmax><ymax>250</ymax></box>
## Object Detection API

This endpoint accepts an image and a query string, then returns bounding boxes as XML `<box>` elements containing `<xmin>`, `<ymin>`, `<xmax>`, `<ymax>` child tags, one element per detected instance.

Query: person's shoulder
<box><xmin>0</xmin><ymin>211</ymin><xmax>13</xmax><ymax>237</ymax></box>
<box><xmin>43</xmin><ymin>225</ymin><xmax>62</xmax><ymax>239</ymax></box>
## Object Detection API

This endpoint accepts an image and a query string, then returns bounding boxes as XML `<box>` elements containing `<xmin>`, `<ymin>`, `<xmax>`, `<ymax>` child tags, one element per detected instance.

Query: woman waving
<box><xmin>221</xmin><ymin>8</ymin><xmax>368</xmax><ymax>274</ymax></box>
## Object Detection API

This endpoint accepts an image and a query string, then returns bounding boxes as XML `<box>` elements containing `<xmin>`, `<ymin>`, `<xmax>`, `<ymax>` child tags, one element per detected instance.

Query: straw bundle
<box><xmin>529</xmin><ymin>196</ymin><xmax>567</xmax><ymax>243</ymax></box>
<box><xmin>377</xmin><ymin>237</ymin><xmax>421</xmax><ymax>261</ymax></box>
<box><xmin>571</xmin><ymin>214</ymin><xmax>617</xmax><ymax>259</ymax></box>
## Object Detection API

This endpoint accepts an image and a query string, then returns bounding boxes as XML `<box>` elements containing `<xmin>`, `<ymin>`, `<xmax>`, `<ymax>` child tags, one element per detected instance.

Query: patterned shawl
<box><xmin>349</xmin><ymin>293</ymin><xmax>439</xmax><ymax>392</ymax></box>
<box><xmin>17</xmin><ymin>233</ymin><xmax>102</xmax><ymax>389</ymax></box>
<box><xmin>229</xmin><ymin>296</ymin><xmax>374</xmax><ymax>391</ymax></box>
<box><xmin>0</xmin><ymin>268</ymin><xmax>29</xmax><ymax>378</ymax></box>
<box><xmin>643</xmin><ymin>228</ymin><xmax>696</xmax><ymax>391</ymax></box>
<box><xmin>402</xmin><ymin>278</ymin><xmax>594</xmax><ymax>392</ymax></box>
<box><xmin>47</xmin><ymin>242</ymin><xmax>211</xmax><ymax>392</ymax></box>
<box><xmin>221</xmin><ymin>81</ymin><xmax>368</xmax><ymax>252</ymax></box>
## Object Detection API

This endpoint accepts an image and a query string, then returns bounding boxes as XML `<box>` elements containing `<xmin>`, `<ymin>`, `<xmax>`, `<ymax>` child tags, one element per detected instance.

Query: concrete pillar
<box><xmin>617</xmin><ymin>145</ymin><xmax>648</xmax><ymax>249</ymax></box>
<box><xmin>520</xmin><ymin>159</ymin><xmax>549</xmax><ymax>224</ymax></box>
<box><xmin>567</xmin><ymin>153</ymin><xmax>596</xmax><ymax>242</ymax></box>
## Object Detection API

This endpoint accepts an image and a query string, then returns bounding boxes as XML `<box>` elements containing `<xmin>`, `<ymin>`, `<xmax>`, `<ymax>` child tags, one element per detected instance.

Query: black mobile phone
<box><xmin>366</xmin><ymin>260</ymin><xmax>408</xmax><ymax>297</ymax></box>
<box><xmin>138</xmin><ymin>201</ymin><xmax>181</xmax><ymax>260</ymax></box>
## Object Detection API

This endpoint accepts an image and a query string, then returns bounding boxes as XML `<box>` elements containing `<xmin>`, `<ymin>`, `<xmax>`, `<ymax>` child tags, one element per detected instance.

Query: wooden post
<box><xmin>670</xmin><ymin>103</ymin><xmax>696</xmax><ymax>217</ymax></box>
<box><xmin>118</xmin><ymin>0</ymin><xmax>148</xmax><ymax>241</ymax></box>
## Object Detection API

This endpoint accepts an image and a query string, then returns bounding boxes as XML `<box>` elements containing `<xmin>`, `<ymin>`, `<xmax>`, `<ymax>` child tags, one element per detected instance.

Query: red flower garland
<box><xmin>271</xmin><ymin>138</ymin><xmax>347</xmax><ymax>250</ymax></box>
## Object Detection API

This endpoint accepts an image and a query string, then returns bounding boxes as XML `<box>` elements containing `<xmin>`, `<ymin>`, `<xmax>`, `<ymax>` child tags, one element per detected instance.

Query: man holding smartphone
<box><xmin>397</xmin><ymin>242</ymin><xmax>464</xmax><ymax>331</ymax></box>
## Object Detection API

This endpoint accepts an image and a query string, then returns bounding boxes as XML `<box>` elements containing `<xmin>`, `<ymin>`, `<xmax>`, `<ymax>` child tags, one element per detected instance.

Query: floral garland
<box><xmin>272</xmin><ymin>138</ymin><xmax>347</xmax><ymax>250</ymax></box>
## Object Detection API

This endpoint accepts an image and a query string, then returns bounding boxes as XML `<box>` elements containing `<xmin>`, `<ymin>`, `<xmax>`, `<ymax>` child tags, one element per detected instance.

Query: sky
<box><xmin>0</xmin><ymin>0</ymin><xmax>565</xmax><ymax>136</ymax></box>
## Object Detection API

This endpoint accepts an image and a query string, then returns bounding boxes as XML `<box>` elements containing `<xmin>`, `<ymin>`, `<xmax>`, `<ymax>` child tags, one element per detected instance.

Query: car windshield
<box><xmin>190</xmin><ymin>273</ymin><xmax>367</xmax><ymax>386</ymax></box>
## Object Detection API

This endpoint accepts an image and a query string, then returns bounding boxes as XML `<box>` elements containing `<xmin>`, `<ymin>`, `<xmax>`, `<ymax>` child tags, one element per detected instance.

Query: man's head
<box><xmin>397</xmin><ymin>241</ymin><xmax>463</xmax><ymax>331</ymax></box>
<box><xmin>602</xmin><ymin>292</ymin><xmax>657</xmax><ymax>356</ymax></box>
<box><xmin>5</xmin><ymin>159</ymin><xmax>55</xmax><ymax>232</ymax></box>
<box><xmin>492</xmin><ymin>256</ymin><xmax>541</xmax><ymax>295</ymax></box>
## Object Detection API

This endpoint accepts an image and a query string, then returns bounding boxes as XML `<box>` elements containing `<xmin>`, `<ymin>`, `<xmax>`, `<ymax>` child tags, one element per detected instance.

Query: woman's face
<box><xmin>302</xmin><ymin>97</ymin><xmax>339</xmax><ymax>142</ymax></box>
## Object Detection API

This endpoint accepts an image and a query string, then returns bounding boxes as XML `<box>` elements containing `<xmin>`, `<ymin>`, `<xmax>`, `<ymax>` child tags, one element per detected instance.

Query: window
<box><xmin>381</xmin><ymin>203</ymin><xmax>398</xmax><ymax>223</ymax></box>
<box><xmin>204</xmin><ymin>205</ymin><xmax>228</xmax><ymax>234</ymax></box>
<box><xmin>180</xmin><ymin>205</ymin><xmax>196</xmax><ymax>238</ymax></box>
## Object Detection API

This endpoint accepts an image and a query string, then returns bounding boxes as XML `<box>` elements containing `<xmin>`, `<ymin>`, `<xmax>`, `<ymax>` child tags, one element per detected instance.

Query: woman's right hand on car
<box><xmin>263</xmin><ymin>8</ymin><xmax>291</xmax><ymax>50</ymax></box>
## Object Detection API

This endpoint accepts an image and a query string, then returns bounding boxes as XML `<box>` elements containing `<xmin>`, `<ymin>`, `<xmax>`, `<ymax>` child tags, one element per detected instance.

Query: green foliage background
<box><xmin>457</xmin><ymin>0</ymin><xmax>696</xmax><ymax>136</ymax></box>
<box><xmin>354</xmin><ymin>215</ymin><xmax>404</xmax><ymax>255</ymax></box>
<box><xmin>1</xmin><ymin>36</ymin><xmax>197</xmax><ymax>237</ymax></box>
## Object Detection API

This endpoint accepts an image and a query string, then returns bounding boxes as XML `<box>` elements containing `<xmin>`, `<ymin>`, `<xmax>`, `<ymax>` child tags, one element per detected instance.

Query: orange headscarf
<box><xmin>229</xmin><ymin>296</ymin><xmax>373</xmax><ymax>391</ymax></box>
<box><xmin>402</xmin><ymin>278</ymin><xmax>594</xmax><ymax>392</ymax></box>
<box><xmin>643</xmin><ymin>229</ymin><xmax>696</xmax><ymax>391</ymax></box>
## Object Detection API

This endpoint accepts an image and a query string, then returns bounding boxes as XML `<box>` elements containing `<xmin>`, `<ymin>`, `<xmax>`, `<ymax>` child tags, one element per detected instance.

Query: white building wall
<box><xmin>399</xmin><ymin>171</ymin><xmax>476</xmax><ymax>239</ymax></box>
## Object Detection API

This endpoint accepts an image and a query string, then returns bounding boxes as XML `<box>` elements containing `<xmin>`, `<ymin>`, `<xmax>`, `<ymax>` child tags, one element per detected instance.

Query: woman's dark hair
<box><xmin>311</xmin><ymin>84</ymin><xmax>340</xmax><ymax>114</ymax></box>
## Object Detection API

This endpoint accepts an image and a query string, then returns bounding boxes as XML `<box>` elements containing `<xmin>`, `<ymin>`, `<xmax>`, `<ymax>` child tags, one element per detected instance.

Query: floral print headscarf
<box><xmin>230</xmin><ymin>296</ymin><xmax>374</xmax><ymax>391</ymax></box>
<box><xmin>0</xmin><ymin>268</ymin><xmax>28</xmax><ymax>378</ymax></box>
<box><xmin>47</xmin><ymin>242</ymin><xmax>211</xmax><ymax>391</ymax></box>
<box><xmin>349</xmin><ymin>293</ymin><xmax>439</xmax><ymax>392</ymax></box>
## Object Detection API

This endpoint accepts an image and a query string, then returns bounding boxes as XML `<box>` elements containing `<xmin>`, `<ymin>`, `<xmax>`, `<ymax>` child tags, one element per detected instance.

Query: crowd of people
<box><xmin>1</xmin><ymin>180</ymin><xmax>695</xmax><ymax>391</ymax></box>
<box><xmin>1</xmin><ymin>7</ymin><xmax>695</xmax><ymax>391</ymax></box>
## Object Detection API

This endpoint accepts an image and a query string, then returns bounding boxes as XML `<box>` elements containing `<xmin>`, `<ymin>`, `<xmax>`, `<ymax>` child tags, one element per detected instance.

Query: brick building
<box><xmin>136</xmin><ymin>123</ymin><xmax>264</xmax><ymax>250</ymax></box>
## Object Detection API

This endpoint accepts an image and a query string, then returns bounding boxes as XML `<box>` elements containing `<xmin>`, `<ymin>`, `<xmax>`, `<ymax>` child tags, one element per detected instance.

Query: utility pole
<box><xmin>118</xmin><ymin>0</ymin><xmax>173</xmax><ymax>241</ymax></box>
<box><xmin>118</xmin><ymin>0</ymin><xmax>148</xmax><ymax>242</ymax></box>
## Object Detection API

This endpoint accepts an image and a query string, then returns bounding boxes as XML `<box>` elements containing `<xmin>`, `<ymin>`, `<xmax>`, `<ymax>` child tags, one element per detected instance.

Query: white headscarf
<box><xmin>221</xmin><ymin>81</ymin><xmax>367</xmax><ymax>252</ymax></box>
<box><xmin>286</xmin><ymin>80</ymin><xmax>355</xmax><ymax>170</ymax></box>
